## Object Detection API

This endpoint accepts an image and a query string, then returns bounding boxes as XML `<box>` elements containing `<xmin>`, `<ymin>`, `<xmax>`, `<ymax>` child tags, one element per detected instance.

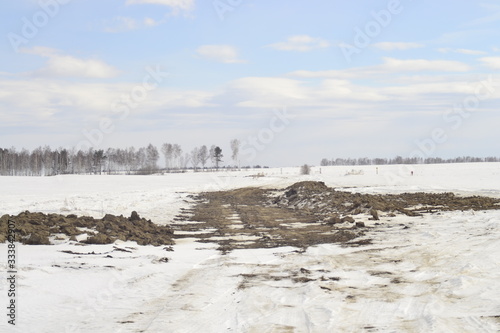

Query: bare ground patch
<box><xmin>172</xmin><ymin>181</ymin><xmax>500</xmax><ymax>253</ymax></box>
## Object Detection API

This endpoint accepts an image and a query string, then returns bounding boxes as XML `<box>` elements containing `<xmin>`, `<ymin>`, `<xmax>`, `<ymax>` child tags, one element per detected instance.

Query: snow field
<box><xmin>0</xmin><ymin>163</ymin><xmax>499</xmax><ymax>332</ymax></box>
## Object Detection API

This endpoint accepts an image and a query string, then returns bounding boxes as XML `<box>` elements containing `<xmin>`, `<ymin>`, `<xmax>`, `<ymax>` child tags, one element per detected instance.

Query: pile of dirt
<box><xmin>287</xmin><ymin>181</ymin><xmax>330</xmax><ymax>193</ymax></box>
<box><xmin>273</xmin><ymin>183</ymin><xmax>500</xmax><ymax>221</ymax></box>
<box><xmin>172</xmin><ymin>181</ymin><xmax>500</xmax><ymax>253</ymax></box>
<box><xmin>0</xmin><ymin>211</ymin><xmax>174</xmax><ymax>246</ymax></box>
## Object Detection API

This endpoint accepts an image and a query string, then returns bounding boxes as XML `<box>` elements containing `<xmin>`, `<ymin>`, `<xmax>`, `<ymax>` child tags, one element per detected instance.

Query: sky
<box><xmin>1</xmin><ymin>0</ymin><xmax>500</xmax><ymax>167</ymax></box>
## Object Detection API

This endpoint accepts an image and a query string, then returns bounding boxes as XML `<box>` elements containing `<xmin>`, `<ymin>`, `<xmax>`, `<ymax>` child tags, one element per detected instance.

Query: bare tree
<box><xmin>19</xmin><ymin>148</ymin><xmax>30</xmax><ymax>176</ymax></box>
<box><xmin>30</xmin><ymin>146</ymin><xmax>43</xmax><ymax>176</ymax></box>
<box><xmin>214</xmin><ymin>146</ymin><xmax>223</xmax><ymax>170</ymax></box>
<box><xmin>209</xmin><ymin>145</ymin><xmax>216</xmax><ymax>168</ymax></box>
<box><xmin>93</xmin><ymin>150</ymin><xmax>106</xmax><ymax>175</ymax></box>
<box><xmin>191</xmin><ymin>147</ymin><xmax>200</xmax><ymax>171</ymax></box>
<box><xmin>127</xmin><ymin>146</ymin><xmax>138</xmax><ymax>173</ymax></box>
<box><xmin>146</xmin><ymin>143</ymin><xmax>159</xmax><ymax>173</ymax></box>
<box><xmin>179</xmin><ymin>152</ymin><xmax>190</xmax><ymax>170</ymax></box>
<box><xmin>198</xmin><ymin>145</ymin><xmax>209</xmax><ymax>170</ymax></box>
<box><xmin>230</xmin><ymin>139</ymin><xmax>240</xmax><ymax>168</ymax></box>
<box><xmin>106</xmin><ymin>148</ymin><xmax>116</xmax><ymax>174</ymax></box>
<box><xmin>136</xmin><ymin>147</ymin><xmax>147</xmax><ymax>171</ymax></box>
<box><xmin>59</xmin><ymin>148</ymin><xmax>69</xmax><ymax>174</ymax></box>
<box><xmin>300</xmin><ymin>164</ymin><xmax>311</xmax><ymax>175</ymax></box>
<box><xmin>173</xmin><ymin>144</ymin><xmax>182</xmax><ymax>169</ymax></box>
<box><xmin>161</xmin><ymin>143</ymin><xmax>173</xmax><ymax>170</ymax></box>
<box><xmin>42</xmin><ymin>146</ymin><xmax>53</xmax><ymax>175</ymax></box>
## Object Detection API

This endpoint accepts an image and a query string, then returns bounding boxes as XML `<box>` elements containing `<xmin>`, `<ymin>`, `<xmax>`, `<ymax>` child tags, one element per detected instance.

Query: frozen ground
<box><xmin>1</xmin><ymin>163</ymin><xmax>500</xmax><ymax>332</ymax></box>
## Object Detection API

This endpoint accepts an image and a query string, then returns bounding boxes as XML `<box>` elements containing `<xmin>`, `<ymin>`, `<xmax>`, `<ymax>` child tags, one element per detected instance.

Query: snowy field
<box><xmin>1</xmin><ymin>163</ymin><xmax>500</xmax><ymax>332</ymax></box>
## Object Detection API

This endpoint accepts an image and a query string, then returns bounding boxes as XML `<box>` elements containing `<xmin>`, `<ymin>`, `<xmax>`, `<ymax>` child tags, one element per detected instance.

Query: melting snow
<box><xmin>0</xmin><ymin>164</ymin><xmax>499</xmax><ymax>332</ymax></box>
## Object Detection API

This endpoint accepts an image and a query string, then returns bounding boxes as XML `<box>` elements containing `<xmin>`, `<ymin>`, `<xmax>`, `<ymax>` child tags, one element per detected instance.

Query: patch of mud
<box><xmin>172</xmin><ymin>185</ymin><xmax>362</xmax><ymax>252</ymax></box>
<box><xmin>237</xmin><ymin>267</ymin><xmax>341</xmax><ymax>290</ymax></box>
<box><xmin>0</xmin><ymin>211</ymin><xmax>174</xmax><ymax>246</ymax></box>
<box><xmin>172</xmin><ymin>181</ymin><xmax>500</xmax><ymax>253</ymax></box>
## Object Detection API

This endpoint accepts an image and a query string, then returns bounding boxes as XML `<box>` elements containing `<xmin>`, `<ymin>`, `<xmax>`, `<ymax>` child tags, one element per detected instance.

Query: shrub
<box><xmin>300</xmin><ymin>164</ymin><xmax>311</xmax><ymax>175</ymax></box>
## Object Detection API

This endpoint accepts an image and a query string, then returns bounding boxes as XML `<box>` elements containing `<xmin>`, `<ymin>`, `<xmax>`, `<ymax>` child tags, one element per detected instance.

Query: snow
<box><xmin>1</xmin><ymin>163</ymin><xmax>500</xmax><ymax>332</ymax></box>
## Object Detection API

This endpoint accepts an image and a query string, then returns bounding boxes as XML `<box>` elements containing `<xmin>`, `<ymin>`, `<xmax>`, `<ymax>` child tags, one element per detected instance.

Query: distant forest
<box><xmin>320</xmin><ymin>156</ymin><xmax>500</xmax><ymax>166</ymax></box>
<box><xmin>0</xmin><ymin>141</ymin><xmax>250</xmax><ymax>176</ymax></box>
<box><xmin>1</xmin><ymin>144</ymin><xmax>499</xmax><ymax>176</ymax></box>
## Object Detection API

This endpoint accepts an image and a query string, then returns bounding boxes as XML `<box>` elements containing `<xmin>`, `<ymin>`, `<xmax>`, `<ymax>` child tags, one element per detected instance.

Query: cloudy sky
<box><xmin>1</xmin><ymin>0</ymin><xmax>500</xmax><ymax>167</ymax></box>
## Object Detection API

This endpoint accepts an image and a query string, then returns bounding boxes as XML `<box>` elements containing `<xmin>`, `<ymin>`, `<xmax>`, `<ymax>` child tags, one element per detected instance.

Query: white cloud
<box><xmin>380</xmin><ymin>81</ymin><xmax>480</xmax><ymax>97</ymax></box>
<box><xmin>268</xmin><ymin>35</ymin><xmax>330</xmax><ymax>52</ymax></box>
<box><xmin>373</xmin><ymin>42</ymin><xmax>424</xmax><ymax>51</ymax></box>
<box><xmin>102</xmin><ymin>16</ymin><xmax>163</xmax><ymax>32</ymax></box>
<box><xmin>289</xmin><ymin>57</ymin><xmax>471</xmax><ymax>80</ymax></box>
<box><xmin>438</xmin><ymin>48</ymin><xmax>488</xmax><ymax>55</ymax></box>
<box><xmin>381</xmin><ymin>57</ymin><xmax>471</xmax><ymax>72</ymax></box>
<box><xmin>21</xmin><ymin>46</ymin><xmax>58</xmax><ymax>57</ymax></box>
<box><xmin>4</xmin><ymin>66</ymin><xmax>500</xmax><ymax>162</ymax></box>
<box><xmin>479</xmin><ymin>56</ymin><xmax>500</xmax><ymax>69</ymax></box>
<box><xmin>458</xmin><ymin>48</ymin><xmax>487</xmax><ymax>55</ymax></box>
<box><xmin>4</xmin><ymin>72</ymin><xmax>496</xmax><ymax>129</ymax></box>
<box><xmin>217</xmin><ymin>76</ymin><xmax>390</xmax><ymax>109</ymax></box>
<box><xmin>288</xmin><ymin>69</ymin><xmax>344</xmax><ymax>79</ymax></box>
<box><xmin>0</xmin><ymin>77</ymin><xmax>214</xmax><ymax>129</ymax></box>
<box><xmin>144</xmin><ymin>17</ymin><xmax>161</xmax><ymax>27</ymax></box>
<box><xmin>103</xmin><ymin>16</ymin><xmax>139</xmax><ymax>33</ymax></box>
<box><xmin>21</xmin><ymin>47</ymin><xmax>120</xmax><ymax>79</ymax></box>
<box><xmin>467</xmin><ymin>3</ymin><xmax>500</xmax><ymax>26</ymax></box>
<box><xmin>126</xmin><ymin>0</ymin><xmax>194</xmax><ymax>12</ymax></box>
<box><xmin>230</xmin><ymin>77</ymin><xmax>306</xmax><ymax>99</ymax></box>
<box><xmin>315</xmin><ymin>79</ymin><xmax>388</xmax><ymax>102</ymax></box>
<box><xmin>196</xmin><ymin>45</ymin><xmax>246</xmax><ymax>64</ymax></box>
<box><xmin>288</xmin><ymin>69</ymin><xmax>372</xmax><ymax>81</ymax></box>
<box><xmin>40</xmin><ymin>56</ymin><xmax>120</xmax><ymax>79</ymax></box>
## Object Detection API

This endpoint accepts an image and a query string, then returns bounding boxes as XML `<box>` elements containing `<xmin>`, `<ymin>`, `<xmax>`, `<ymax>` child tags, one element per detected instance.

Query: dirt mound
<box><xmin>275</xmin><ymin>182</ymin><xmax>500</xmax><ymax>218</ymax></box>
<box><xmin>287</xmin><ymin>181</ymin><xmax>330</xmax><ymax>193</ymax></box>
<box><xmin>0</xmin><ymin>211</ymin><xmax>174</xmax><ymax>246</ymax></box>
<box><xmin>172</xmin><ymin>181</ymin><xmax>500</xmax><ymax>253</ymax></box>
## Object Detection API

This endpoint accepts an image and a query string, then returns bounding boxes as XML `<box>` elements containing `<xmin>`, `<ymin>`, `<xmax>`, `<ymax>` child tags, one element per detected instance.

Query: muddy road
<box><xmin>172</xmin><ymin>181</ymin><xmax>500</xmax><ymax>252</ymax></box>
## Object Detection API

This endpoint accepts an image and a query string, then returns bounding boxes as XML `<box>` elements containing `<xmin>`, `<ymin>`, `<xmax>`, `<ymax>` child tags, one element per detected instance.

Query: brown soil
<box><xmin>273</xmin><ymin>181</ymin><xmax>500</xmax><ymax>218</ymax></box>
<box><xmin>0</xmin><ymin>211</ymin><xmax>174</xmax><ymax>246</ymax></box>
<box><xmin>4</xmin><ymin>181</ymin><xmax>499</xmax><ymax>251</ymax></box>
<box><xmin>172</xmin><ymin>181</ymin><xmax>500</xmax><ymax>253</ymax></box>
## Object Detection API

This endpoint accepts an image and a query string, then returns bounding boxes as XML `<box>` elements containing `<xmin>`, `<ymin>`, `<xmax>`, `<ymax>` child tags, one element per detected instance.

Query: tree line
<box><xmin>0</xmin><ymin>140</ymin><xmax>242</xmax><ymax>176</ymax></box>
<box><xmin>320</xmin><ymin>156</ymin><xmax>500</xmax><ymax>167</ymax></box>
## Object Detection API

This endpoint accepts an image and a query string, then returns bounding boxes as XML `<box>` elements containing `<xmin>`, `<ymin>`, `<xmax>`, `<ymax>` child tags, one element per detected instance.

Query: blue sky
<box><xmin>1</xmin><ymin>0</ymin><xmax>500</xmax><ymax>167</ymax></box>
